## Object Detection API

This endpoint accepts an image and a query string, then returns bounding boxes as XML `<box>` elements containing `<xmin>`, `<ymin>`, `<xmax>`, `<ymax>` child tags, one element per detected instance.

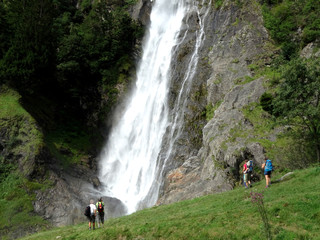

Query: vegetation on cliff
<box><xmin>243</xmin><ymin>0</ymin><xmax>320</xmax><ymax>168</ymax></box>
<box><xmin>262</xmin><ymin>0</ymin><xmax>319</xmax><ymax>59</ymax></box>
<box><xmin>0</xmin><ymin>88</ymin><xmax>51</xmax><ymax>239</ymax></box>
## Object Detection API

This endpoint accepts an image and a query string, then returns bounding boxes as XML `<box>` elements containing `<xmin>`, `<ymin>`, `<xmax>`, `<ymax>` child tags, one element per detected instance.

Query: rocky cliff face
<box><xmin>157</xmin><ymin>0</ymin><xmax>275</xmax><ymax>205</ymax></box>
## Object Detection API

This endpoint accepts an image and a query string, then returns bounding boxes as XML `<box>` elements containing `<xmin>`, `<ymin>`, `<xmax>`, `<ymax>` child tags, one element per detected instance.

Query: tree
<box><xmin>273</xmin><ymin>57</ymin><xmax>320</xmax><ymax>162</ymax></box>
<box><xmin>0</xmin><ymin>0</ymin><xmax>57</xmax><ymax>94</ymax></box>
<box><xmin>56</xmin><ymin>1</ymin><xmax>141</xmax><ymax>117</ymax></box>
<box><xmin>0</xmin><ymin>2</ymin><xmax>9</xmax><ymax>62</ymax></box>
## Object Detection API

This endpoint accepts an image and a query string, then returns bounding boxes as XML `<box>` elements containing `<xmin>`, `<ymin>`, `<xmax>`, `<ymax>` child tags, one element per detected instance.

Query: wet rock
<box><xmin>128</xmin><ymin>0</ymin><xmax>152</xmax><ymax>25</ymax></box>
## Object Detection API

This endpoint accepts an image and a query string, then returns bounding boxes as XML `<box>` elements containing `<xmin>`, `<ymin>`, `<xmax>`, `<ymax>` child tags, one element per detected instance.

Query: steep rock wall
<box><xmin>158</xmin><ymin>0</ymin><xmax>274</xmax><ymax>205</ymax></box>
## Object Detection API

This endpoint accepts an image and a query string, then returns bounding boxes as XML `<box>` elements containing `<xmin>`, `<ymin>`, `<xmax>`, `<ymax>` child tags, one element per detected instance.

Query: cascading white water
<box><xmin>99</xmin><ymin>0</ymin><xmax>190</xmax><ymax>214</ymax></box>
<box><xmin>157</xmin><ymin>0</ymin><xmax>211</xmax><ymax>179</ymax></box>
<box><xmin>144</xmin><ymin>0</ymin><xmax>212</xmax><ymax>208</ymax></box>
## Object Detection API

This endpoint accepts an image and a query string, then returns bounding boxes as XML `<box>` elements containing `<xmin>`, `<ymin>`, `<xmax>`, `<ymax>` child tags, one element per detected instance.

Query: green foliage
<box><xmin>0</xmin><ymin>86</ymin><xmax>28</xmax><ymax>118</ymax></box>
<box><xmin>205</xmin><ymin>100</ymin><xmax>222</xmax><ymax>120</ymax></box>
<box><xmin>20</xmin><ymin>167</ymin><xmax>320</xmax><ymax>240</ymax></box>
<box><xmin>45</xmin><ymin>122</ymin><xmax>95</xmax><ymax>168</ymax></box>
<box><xmin>214</xmin><ymin>0</ymin><xmax>224</xmax><ymax>9</ymax></box>
<box><xmin>234</xmin><ymin>75</ymin><xmax>255</xmax><ymax>85</ymax></box>
<box><xmin>260</xmin><ymin>92</ymin><xmax>273</xmax><ymax>114</ymax></box>
<box><xmin>124</xmin><ymin>0</ymin><xmax>139</xmax><ymax>6</ymax></box>
<box><xmin>263</xmin><ymin>0</ymin><xmax>320</xmax><ymax>48</ymax></box>
<box><xmin>0</xmin><ymin>173</ymin><xmax>49</xmax><ymax>239</ymax></box>
<box><xmin>0</xmin><ymin>2</ymin><xmax>9</xmax><ymax>64</ymax></box>
<box><xmin>238</xmin><ymin>99</ymin><xmax>314</xmax><ymax>171</ymax></box>
<box><xmin>241</xmin><ymin>103</ymin><xmax>290</xmax><ymax>167</ymax></box>
<box><xmin>273</xmin><ymin>57</ymin><xmax>320</xmax><ymax>162</ymax></box>
<box><xmin>0</xmin><ymin>87</ymin><xmax>43</xmax><ymax>148</ymax></box>
<box><xmin>0</xmin><ymin>0</ymin><xmax>57</xmax><ymax>94</ymax></box>
<box><xmin>55</xmin><ymin>1</ymin><xmax>142</xmax><ymax>123</ymax></box>
<box><xmin>262</xmin><ymin>1</ymin><xmax>296</xmax><ymax>43</ymax></box>
<box><xmin>301</xmin><ymin>0</ymin><xmax>320</xmax><ymax>44</ymax></box>
<box><xmin>242</xmin><ymin>103</ymin><xmax>275</xmax><ymax>137</ymax></box>
<box><xmin>275</xmin><ymin>133</ymin><xmax>316</xmax><ymax>170</ymax></box>
<box><xmin>262</xmin><ymin>0</ymin><xmax>320</xmax><ymax>59</ymax></box>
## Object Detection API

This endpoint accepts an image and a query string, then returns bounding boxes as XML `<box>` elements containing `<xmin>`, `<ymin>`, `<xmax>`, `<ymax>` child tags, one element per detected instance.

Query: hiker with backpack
<box><xmin>246</xmin><ymin>159</ymin><xmax>253</xmax><ymax>187</ymax></box>
<box><xmin>262</xmin><ymin>157</ymin><xmax>273</xmax><ymax>188</ymax></box>
<box><xmin>243</xmin><ymin>159</ymin><xmax>249</xmax><ymax>188</ymax></box>
<box><xmin>96</xmin><ymin>197</ymin><xmax>105</xmax><ymax>228</ymax></box>
<box><xmin>85</xmin><ymin>199</ymin><xmax>97</xmax><ymax>230</ymax></box>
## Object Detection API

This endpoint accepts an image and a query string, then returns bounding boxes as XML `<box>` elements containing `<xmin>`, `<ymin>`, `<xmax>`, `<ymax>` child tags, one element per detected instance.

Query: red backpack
<box><xmin>98</xmin><ymin>202</ymin><xmax>104</xmax><ymax>213</ymax></box>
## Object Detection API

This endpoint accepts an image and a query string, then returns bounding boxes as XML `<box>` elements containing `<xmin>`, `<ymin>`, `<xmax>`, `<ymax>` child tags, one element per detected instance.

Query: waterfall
<box><xmin>99</xmin><ymin>0</ymin><xmax>210</xmax><ymax>214</ymax></box>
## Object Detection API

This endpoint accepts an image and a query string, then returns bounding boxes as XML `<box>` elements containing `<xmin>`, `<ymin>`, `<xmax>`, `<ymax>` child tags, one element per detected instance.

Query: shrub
<box><xmin>260</xmin><ymin>92</ymin><xmax>273</xmax><ymax>115</ymax></box>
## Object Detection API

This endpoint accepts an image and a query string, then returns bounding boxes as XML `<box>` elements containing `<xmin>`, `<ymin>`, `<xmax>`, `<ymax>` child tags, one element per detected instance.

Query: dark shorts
<box><xmin>97</xmin><ymin>212</ymin><xmax>105</xmax><ymax>224</ymax></box>
<box><xmin>87</xmin><ymin>214</ymin><xmax>95</xmax><ymax>222</ymax></box>
<box><xmin>264</xmin><ymin>170</ymin><xmax>272</xmax><ymax>176</ymax></box>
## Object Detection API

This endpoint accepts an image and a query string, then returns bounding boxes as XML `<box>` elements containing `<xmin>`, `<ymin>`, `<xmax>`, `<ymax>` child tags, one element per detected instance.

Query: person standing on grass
<box><xmin>243</xmin><ymin>159</ymin><xmax>249</xmax><ymax>188</ymax></box>
<box><xmin>262</xmin><ymin>157</ymin><xmax>273</xmax><ymax>188</ymax></box>
<box><xmin>88</xmin><ymin>199</ymin><xmax>97</xmax><ymax>230</ymax></box>
<box><xmin>246</xmin><ymin>159</ymin><xmax>253</xmax><ymax>188</ymax></box>
<box><xmin>96</xmin><ymin>197</ymin><xmax>105</xmax><ymax>228</ymax></box>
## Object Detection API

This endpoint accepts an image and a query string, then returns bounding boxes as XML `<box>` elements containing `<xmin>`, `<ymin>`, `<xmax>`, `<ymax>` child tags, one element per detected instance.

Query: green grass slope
<box><xmin>0</xmin><ymin>87</ymin><xmax>50</xmax><ymax>239</ymax></box>
<box><xmin>21</xmin><ymin>167</ymin><xmax>320</xmax><ymax>240</ymax></box>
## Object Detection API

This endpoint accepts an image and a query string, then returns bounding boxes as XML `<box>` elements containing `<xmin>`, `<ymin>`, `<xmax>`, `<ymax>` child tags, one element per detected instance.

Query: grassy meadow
<box><xmin>20</xmin><ymin>166</ymin><xmax>320</xmax><ymax>240</ymax></box>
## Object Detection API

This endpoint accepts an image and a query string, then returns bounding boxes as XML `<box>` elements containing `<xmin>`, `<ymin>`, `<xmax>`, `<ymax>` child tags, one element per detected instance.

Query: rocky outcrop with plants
<box><xmin>157</xmin><ymin>0</ymin><xmax>273</xmax><ymax>204</ymax></box>
<box><xmin>157</xmin><ymin>0</ymin><xmax>320</xmax><ymax>204</ymax></box>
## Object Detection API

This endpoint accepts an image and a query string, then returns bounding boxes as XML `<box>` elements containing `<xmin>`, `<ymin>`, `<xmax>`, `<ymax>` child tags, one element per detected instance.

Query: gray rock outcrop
<box><xmin>33</xmin><ymin>165</ymin><xmax>127</xmax><ymax>226</ymax></box>
<box><xmin>128</xmin><ymin>0</ymin><xmax>153</xmax><ymax>26</ymax></box>
<box><xmin>157</xmin><ymin>0</ymin><xmax>275</xmax><ymax>205</ymax></box>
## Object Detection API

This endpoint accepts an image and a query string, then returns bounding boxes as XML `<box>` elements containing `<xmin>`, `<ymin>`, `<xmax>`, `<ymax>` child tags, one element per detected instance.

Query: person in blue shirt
<box><xmin>262</xmin><ymin>157</ymin><xmax>273</xmax><ymax>188</ymax></box>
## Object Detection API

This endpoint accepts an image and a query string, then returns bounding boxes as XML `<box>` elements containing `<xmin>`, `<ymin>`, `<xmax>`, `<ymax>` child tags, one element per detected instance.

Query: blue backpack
<box><xmin>265</xmin><ymin>159</ymin><xmax>273</xmax><ymax>171</ymax></box>
<box><xmin>247</xmin><ymin>160</ymin><xmax>253</xmax><ymax>172</ymax></box>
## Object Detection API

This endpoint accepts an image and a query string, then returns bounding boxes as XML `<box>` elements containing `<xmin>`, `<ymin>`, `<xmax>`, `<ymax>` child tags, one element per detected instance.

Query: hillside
<box><xmin>20</xmin><ymin>166</ymin><xmax>320</xmax><ymax>239</ymax></box>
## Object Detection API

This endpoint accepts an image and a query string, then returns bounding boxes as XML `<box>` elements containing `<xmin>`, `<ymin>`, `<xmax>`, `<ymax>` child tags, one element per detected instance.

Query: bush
<box><xmin>262</xmin><ymin>0</ymin><xmax>320</xmax><ymax>57</ymax></box>
<box><xmin>260</xmin><ymin>92</ymin><xmax>273</xmax><ymax>114</ymax></box>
